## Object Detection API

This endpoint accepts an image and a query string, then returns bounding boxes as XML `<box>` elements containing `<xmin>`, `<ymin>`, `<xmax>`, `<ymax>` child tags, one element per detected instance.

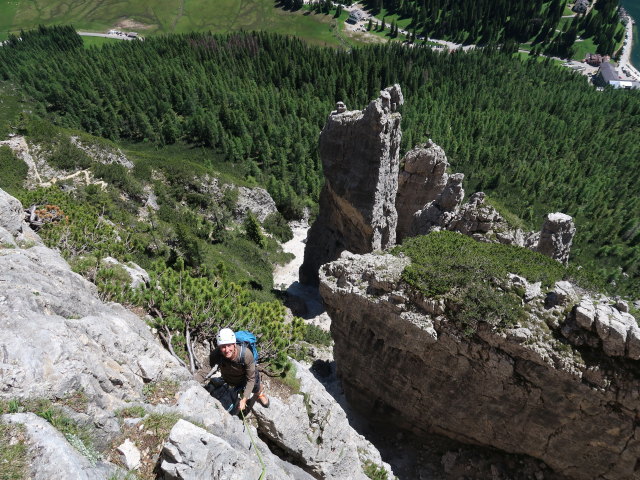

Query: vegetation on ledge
<box><xmin>394</xmin><ymin>231</ymin><xmax>587</xmax><ymax>333</ymax></box>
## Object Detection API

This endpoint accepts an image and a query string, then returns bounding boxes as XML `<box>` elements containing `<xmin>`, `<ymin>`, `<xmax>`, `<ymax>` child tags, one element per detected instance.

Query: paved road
<box><xmin>616</xmin><ymin>17</ymin><xmax>640</xmax><ymax>81</ymax></box>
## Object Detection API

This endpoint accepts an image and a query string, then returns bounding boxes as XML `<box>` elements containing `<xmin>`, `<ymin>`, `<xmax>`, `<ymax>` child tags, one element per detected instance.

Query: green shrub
<box><xmin>91</xmin><ymin>163</ymin><xmax>142</xmax><ymax>198</ymax></box>
<box><xmin>18</xmin><ymin>113</ymin><xmax>57</xmax><ymax>142</ymax></box>
<box><xmin>394</xmin><ymin>231</ymin><xmax>570</xmax><ymax>334</ymax></box>
<box><xmin>115</xmin><ymin>406</ymin><xmax>146</xmax><ymax>419</ymax></box>
<box><xmin>244</xmin><ymin>212</ymin><xmax>265</xmax><ymax>248</ymax></box>
<box><xmin>48</xmin><ymin>136</ymin><xmax>92</xmax><ymax>170</ymax></box>
<box><xmin>363</xmin><ymin>460</ymin><xmax>388</xmax><ymax>480</ymax></box>
<box><xmin>18</xmin><ymin>186</ymin><xmax>139</xmax><ymax>260</ymax></box>
<box><xmin>95</xmin><ymin>263</ymin><xmax>133</xmax><ymax>302</ymax></box>
<box><xmin>143</xmin><ymin>413</ymin><xmax>180</xmax><ymax>437</ymax></box>
<box><xmin>133</xmin><ymin>259</ymin><xmax>304</xmax><ymax>374</ymax></box>
<box><xmin>0</xmin><ymin>146</ymin><xmax>28</xmax><ymax>195</ymax></box>
<box><xmin>263</xmin><ymin>212</ymin><xmax>294</xmax><ymax>243</ymax></box>
<box><xmin>303</xmin><ymin>324</ymin><xmax>332</xmax><ymax>346</ymax></box>
<box><xmin>450</xmin><ymin>282</ymin><xmax>526</xmax><ymax>334</ymax></box>
<box><xmin>0</xmin><ymin>422</ymin><xmax>27</xmax><ymax>480</ymax></box>
<box><xmin>395</xmin><ymin>231</ymin><xmax>567</xmax><ymax>297</ymax></box>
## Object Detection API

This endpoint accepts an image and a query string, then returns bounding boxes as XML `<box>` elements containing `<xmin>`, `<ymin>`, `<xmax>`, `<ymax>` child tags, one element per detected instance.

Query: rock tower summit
<box><xmin>299</xmin><ymin>85</ymin><xmax>404</xmax><ymax>285</ymax></box>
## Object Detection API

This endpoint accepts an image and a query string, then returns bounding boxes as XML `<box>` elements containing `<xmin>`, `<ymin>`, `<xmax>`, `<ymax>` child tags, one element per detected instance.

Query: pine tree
<box><xmin>244</xmin><ymin>212</ymin><xmax>266</xmax><ymax>249</ymax></box>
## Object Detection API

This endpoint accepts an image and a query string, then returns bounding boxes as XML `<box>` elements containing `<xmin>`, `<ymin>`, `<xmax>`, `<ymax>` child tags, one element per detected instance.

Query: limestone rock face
<box><xmin>160</xmin><ymin>419</ymin><xmax>312</xmax><ymax>480</ymax></box>
<box><xmin>300</xmin><ymin>85</ymin><xmax>404</xmax><ymax>285</ymax></box>
<box><xmin>535</xmin><ymin>212</ymin><xmax>576</xmax><ymax>265</ymax></box>
<box><xmin>0</xmin><ymin>239</ymin><xmax>188</xmax><ymax>400</ymax></box>
<box><xmin>319</xmin><ymin>251</ymin><xmax>640</xmax><ymax>480</ymax></box>
<box><xmin>1</xmin><ymin>188</ymin><xmax>387</xmax><ymax>479</ymax></box>
<box><xmin>396</xmin><ymin>141</ymin><xmax>450</xmax><ymax>241</ymax></box>
<box><xmin>234</xmin><ymin>186</ymin><xmax>278</xmax><ymax>223</ymax></box>
<box><xmin>253</xmin><ymin>359</ymin><xmax>392</xmax><ymax>480</ymax></box>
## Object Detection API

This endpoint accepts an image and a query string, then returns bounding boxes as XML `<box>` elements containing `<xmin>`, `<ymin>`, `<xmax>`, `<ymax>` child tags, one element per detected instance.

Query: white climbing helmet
<box><xmin>216</xmin><ymin>328</ymin><xmax>236</xmax><ymax>346</ymax></box>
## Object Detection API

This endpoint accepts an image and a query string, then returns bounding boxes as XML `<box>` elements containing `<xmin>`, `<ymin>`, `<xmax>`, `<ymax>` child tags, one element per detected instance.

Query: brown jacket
<box><xmin>211</xmin><ymin>345</ymin><xmax>257</xmax><ymax>399</ymax></box>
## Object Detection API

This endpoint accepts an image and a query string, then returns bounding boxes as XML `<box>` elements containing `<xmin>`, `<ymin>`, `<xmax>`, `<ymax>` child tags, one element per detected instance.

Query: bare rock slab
<box><xmin>253</xmin><ymin>360</ymin><xmax>392</xmax><ymax>480</ymax></box>
<box><xmin>160</xmin><ymin>419</ymin><xmax>312</xmax><ymax>480</ymax></box>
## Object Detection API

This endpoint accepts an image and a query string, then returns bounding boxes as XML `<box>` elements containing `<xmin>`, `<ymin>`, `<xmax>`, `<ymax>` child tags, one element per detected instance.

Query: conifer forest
<box><xmin>362</xmin><ymin>0</ymin><xmax>623</xmax><ymax>57</ymax></box>
<box><xmin>0</xmin><ymin>25</ymin><xmax>638</xmax><ymax>296</ymax></box>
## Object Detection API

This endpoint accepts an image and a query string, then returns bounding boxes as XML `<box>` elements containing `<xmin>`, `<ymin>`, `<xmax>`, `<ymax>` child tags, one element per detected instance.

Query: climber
<box><xmin>210</xmin><ymin>328</ymin><xmax>270</xmax><ymax>413</ymax></box>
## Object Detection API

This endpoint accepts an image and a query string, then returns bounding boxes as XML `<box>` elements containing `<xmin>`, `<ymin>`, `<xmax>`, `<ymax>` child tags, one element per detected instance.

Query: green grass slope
<box><xmin>1</xmin><ymin>0</ymin><xmax>347</xmax><ymax>46</ymax></box>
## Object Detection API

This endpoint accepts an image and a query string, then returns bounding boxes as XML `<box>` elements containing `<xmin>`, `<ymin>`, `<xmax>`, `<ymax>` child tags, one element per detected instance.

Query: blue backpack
<box><xmin>235</xmin><ymin>330</ymin><xmax>259</xmax><ymax>365</ymax></box>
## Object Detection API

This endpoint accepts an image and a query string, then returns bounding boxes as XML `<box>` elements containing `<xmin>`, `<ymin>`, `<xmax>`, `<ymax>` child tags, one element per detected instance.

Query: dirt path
<box><xmin>273</xmin><ymin>219</ymin><xmax>308</xmax><ymax>289</ymax></box>
<box><xmin>273</xmin><ymin>219</ymin><xmax>330</xmax><ymax>329</ymax></box>
<box><xmin>617</xmin><ymin>16</ymin><xmax>640</xmax><ymax>80</ymax></box>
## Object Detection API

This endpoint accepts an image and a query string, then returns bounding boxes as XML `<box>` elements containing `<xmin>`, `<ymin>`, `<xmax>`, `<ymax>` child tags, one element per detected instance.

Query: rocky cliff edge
<box><xmin>319</xmin><ymin>250</ymin><xmax>640</xmax><ymax>480</ymax></box>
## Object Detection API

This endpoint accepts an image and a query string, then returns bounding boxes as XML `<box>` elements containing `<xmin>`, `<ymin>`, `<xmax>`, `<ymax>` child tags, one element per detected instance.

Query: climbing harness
<box><xmin>240</xmin><ymin>409</ymin><xmax>266</xmax><ymax>480</ymax></box>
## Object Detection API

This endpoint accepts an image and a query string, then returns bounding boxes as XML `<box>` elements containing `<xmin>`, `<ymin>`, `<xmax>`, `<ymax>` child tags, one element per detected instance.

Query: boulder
<box><xmin>116</xmin><ymin>438</ymin><xmax>141</xmax><ymax>470</ymax></box>
<box><xmin>234</xmin><ymin>186</ymin><xmax>278</xmax><ymax>223</ymax></box>
<box><xmin>101</xmin><ymin>256</ymin><xmax>150</xmax><ymax>289</ymax></box>
<box><xmin>300</xmin><ymin>85</ymin><xmax>403</xmax><ymax>285</ymax></box>
<box><xmin>0</xmin><ymin>188</ymin><xmax>24</xmax><ymax>236</ymax></box>
<box><xmin>0</xmin><ymin>240</ymin><xmax>188</xmax><ymax>400</ymax></box>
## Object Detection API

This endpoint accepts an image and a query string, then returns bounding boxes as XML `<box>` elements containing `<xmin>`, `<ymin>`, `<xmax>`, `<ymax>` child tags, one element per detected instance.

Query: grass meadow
<box><xmin>0</xmin><ymin>0</ymin><xmax>349</xmax><ymax>46</ymax></box>
<box><xmin>81</xmin><ymin>35</ymin><xmax>123</xmax><ymax>48</ymax></box>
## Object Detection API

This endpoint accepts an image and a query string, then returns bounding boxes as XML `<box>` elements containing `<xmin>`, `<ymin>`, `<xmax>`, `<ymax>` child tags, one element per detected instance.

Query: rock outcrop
<box><xmin>534</xmin><ymin>212</ymin><xmax>576</xmax><ymax>265</ymax></box>
<box><xmin>101</xmin><ymin>256</ymin><xmax>150</xmax><ymax>289</ymax></box>
<box><xmin>303</xmin><ymin>90</ymin><xmax>576</xmax><ymax>284</ymax></box>
<box><xmin>300</xmin><ymin>85</ymin><xmax>404</xmax><ymax>285</ymax></box>
<box><xmin>396</xmin><ymin>141</ymin><xmax>463</xmax><ymax>241</ymax></box>
<box><xmin>319</xmin><ymin>251</ymin><xmax>640</xmax><ymax>480</ymax></box>
<box><xmin>199</xmin><ymin>175</ymin><xmax>277</xmax><ymax>223</ymax></box>
<box><xmin>234</xmin><ymin>185</ymin><xmax>278</xmax><ymax>223</ymax></box>
<box><xmin>160</xmin><ymin>418</ymin><xmax>312</xmax><ymax>480</ymax></box>
<box><xmin>396</xmin><ymin>141</ymin><xmax>575</xmax><ymax>262</ymax></box>
<box><xmin>70</xmin><ymin>136</ymin><xmax>134</xmax><ymax>169</ymax></box>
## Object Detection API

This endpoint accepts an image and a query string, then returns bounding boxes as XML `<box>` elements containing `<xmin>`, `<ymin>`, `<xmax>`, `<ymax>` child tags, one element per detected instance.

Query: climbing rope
<box><xmin>240</xmin><ymin>409</ymin><xmax>266</xmax><ymax>480</ymax></box>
